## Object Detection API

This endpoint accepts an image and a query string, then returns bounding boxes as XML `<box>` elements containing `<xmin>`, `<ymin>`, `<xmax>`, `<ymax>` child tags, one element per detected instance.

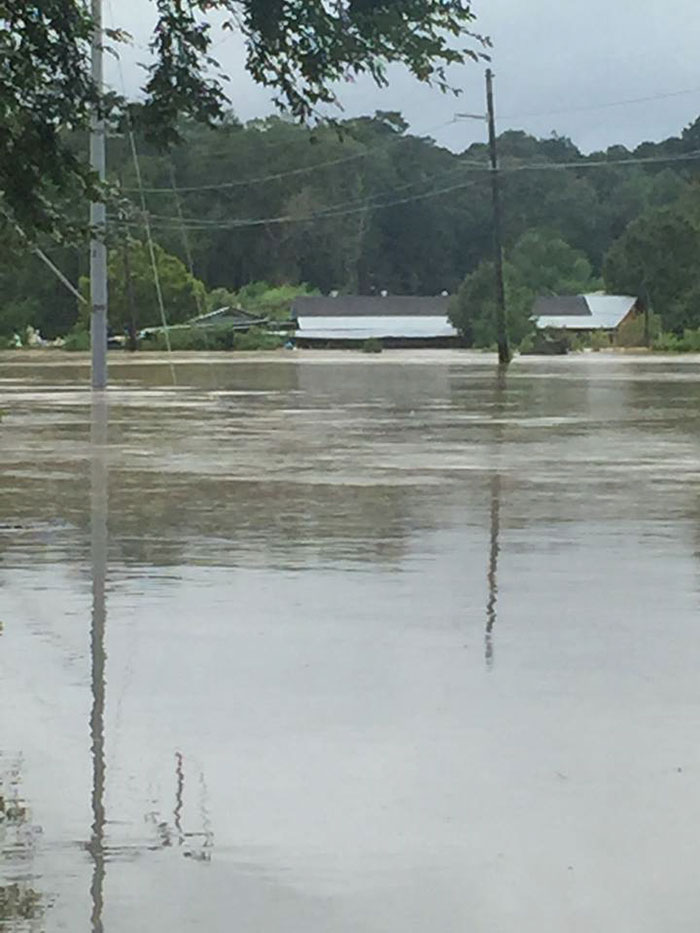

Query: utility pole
<box><xmin>90</xmin><ymin>0</ymin><xmax>108</xmax><ymax>389</ymax></box>
<box><xmin>485</xmin><ymin>69</ymin><xmax>511</xmax><ymax>365</ymax></box>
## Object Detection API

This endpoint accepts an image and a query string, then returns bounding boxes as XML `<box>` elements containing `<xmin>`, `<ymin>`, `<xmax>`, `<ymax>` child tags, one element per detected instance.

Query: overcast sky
<box><xmin>105</xmin><ymin>0</ymin><xmax>700</xmax><ymax>154</ymax></box>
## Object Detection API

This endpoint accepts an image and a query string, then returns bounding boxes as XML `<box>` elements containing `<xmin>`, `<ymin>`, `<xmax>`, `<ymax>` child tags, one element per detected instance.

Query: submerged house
<box><xmin>292</xmin><ymin>295</ymin><xmax>460</xmax><ymax>347</ymax></box>
<box><xmin>138</xmin><ymin>305</ymin><xmax>268</xmax><ymax>340</ymax></box>
<box><xmin>533</xmin><ymin>294</ymin><xmax>641</xmax><ymax>338</ymax></box>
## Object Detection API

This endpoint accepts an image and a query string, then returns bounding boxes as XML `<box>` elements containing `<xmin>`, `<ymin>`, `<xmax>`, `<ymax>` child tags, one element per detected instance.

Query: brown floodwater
<box><xmin>1</xmin><ymin>349</ymin><xmax>700</xmax><ymax>932</ymax></box>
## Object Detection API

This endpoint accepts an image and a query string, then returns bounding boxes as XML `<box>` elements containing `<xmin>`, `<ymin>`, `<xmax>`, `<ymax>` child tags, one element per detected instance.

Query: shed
<box><xmin>292</xmin><ymin>295</ymin><xmax>459</xmax><ymax>347</ymax></box>
<box><xmin>533</xmin><ymin>294</ymin><xmax>640</xmax><ymax>333</ymax></box>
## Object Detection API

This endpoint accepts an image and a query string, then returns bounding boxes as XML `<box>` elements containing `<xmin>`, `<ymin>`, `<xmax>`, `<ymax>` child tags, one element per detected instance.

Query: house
<box><xmin>291</xmin><ymin>295</ymin><xmax>460</xmax><ymax>347</ymax></box>
<box><xmin>533</xmin><ymin>294</ymin><xmax>641</xmax><ymax>337</ymax></box>
<box><xmin>186</xmin><ymin>306</ymin><xmax>269</xmax><ymax>330</ymax></box>
<box><xmin>138</xmin><ymin>305</ymin><xmax>268</xmax><ymax>339</ymax></box>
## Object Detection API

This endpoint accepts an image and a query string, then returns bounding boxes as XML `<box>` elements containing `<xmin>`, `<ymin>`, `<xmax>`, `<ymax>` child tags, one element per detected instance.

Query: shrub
<box><xmin>63</xmin><ymin>328</ymin><xmax>91</xmax><ymax>351</ymax></box>
<box><xmin>140</xmin><ymin>325</ymin><xmax>284</xmax><ymax>352</ymax></box>
<box><xmin>234</xmin><ymin>327</ymin><xmax>285</xmax><ymax>350</ymax></box>
<box><xmin>362</xmin><ymin>337</ymin><xmax>383</xmax><ymax>354</ymax></box>
<box><xmin>590</xmin><ymin>330</ymin><xmax>612</xmax><ymax>351</ymax></box>
<box><xmin>519</xmin><ymin>329</ymin><xmax>569</xmax><ymax>355</ymax></box>
<box><xmin>652</xmin><ymin>328</ymin><xmax>700</xmax><ymax>352</ymax></box>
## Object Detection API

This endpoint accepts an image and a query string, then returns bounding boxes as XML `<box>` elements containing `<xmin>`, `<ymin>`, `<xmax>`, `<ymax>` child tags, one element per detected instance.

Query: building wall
<box><xmin>296</xmin><ymin>315</ymin><xmax>457</xmax><ymax>340</ymax></box>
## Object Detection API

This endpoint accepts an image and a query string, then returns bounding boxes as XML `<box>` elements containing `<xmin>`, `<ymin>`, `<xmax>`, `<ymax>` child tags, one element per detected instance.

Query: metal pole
<box><xmin>485</xmin><ymin>69</ymin><xmax>511</xmax><ymax>366</ymax></box>
<box><xmin>90</xmin><ymin>0</ymin><xmax>108</xmax><ymax>389</ymax></box>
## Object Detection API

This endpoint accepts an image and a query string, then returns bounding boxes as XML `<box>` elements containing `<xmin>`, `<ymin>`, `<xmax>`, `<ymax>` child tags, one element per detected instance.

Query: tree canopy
<box><xmin>449</xmin><ymin>230</ymin><xmax>602</xmax><ymax>348</ymax></box>
<box><xmin>0</xmin><ymin>0</ymin><xmax>485</xmax><ymax>240</ymax></box>
<box><xmin>1</xmin><ymin>109</ymin><xmax>700</xmax><ymax>342</ymax></box>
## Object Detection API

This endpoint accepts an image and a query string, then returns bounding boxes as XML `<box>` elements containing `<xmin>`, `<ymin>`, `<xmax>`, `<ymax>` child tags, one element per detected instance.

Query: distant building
<box><xmin>533</xmin><ymin>294</ymin><xmax>641</xmax><ymax>336</ymax></box>
<box><xmin>138</xmin><ymin>306</ymin><xmax>268</xmax><ymax>340</ymax></box>
<box><xmin>292</xmin><ymin>295</ymin><xmax>460</xmax><ymax>347</ymax></box>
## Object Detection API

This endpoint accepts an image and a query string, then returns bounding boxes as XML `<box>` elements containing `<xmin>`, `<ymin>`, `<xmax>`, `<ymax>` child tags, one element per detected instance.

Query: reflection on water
<box><xmin>87</xmin><ymin>396</ymin><xmax>107</xmax><ymax>933</ymax></box>
<box><xmin>484</xmin><ymin>366</ymin><xmax>506</xmax><ymax>669</ymax></box>
<box><xmin>485</xmin><ymin>474</ymin><xmax>501</xmax><ymax>669</ymax></box>
<box><xmin>2</xmin><ymin>351</ymin><xmax>700</xmax><ymax>932</ymax></box>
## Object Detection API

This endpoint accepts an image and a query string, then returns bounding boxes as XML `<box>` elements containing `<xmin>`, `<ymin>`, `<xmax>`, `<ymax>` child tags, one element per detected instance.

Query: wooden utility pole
<box><xmin>485</xmin><ymin>69</ymin><xmax>511</xmax><ymax>365</ymax></box>
<box><xmin>90</xmin><ymin>0</ymin><xmax>108</xmax><ymax>388</ymax></box>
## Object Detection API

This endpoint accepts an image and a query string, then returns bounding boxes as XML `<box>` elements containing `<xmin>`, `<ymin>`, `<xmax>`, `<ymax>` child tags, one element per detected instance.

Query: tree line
<box><xmin>1</xmin><ymin>109</ymin><xmax>700</xmax><ymax>344</ymax></box>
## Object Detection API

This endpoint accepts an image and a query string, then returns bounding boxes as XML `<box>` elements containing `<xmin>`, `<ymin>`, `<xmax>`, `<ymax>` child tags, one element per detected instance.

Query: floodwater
<box><xmin>1</xmin><ymin>349</ymin><xmax>700</xmax><ymax>932</ymax></box>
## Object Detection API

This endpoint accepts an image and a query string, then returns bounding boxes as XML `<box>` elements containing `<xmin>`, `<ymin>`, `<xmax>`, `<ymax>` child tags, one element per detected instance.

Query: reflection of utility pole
<box><xmin>88</xmin><ymin>394</ymin><xmax>108</xmax><ymax>933</ymax></box>
<box><xmin>485</xmin><ymin>474</ymin><xmax>501</xmax><ymax>668</ymax></box>
<box><xmin>485</xmin><ymin>367</ymin><xmax>506</xmax><ymax>668</ymax></box>
<box><xmin>174</xmin><ymin>752</ymin><xmax>185</xmax><ymax>846</ymax></box>
<box><xmin>485</xmin><ymin>69</ymin><xmax>510</xmax><ymax>366</ymax></box>
<box><xmin>456</xmin><ymin>69</ymin><xmax>511</xmax><ymax>365</ymax></box>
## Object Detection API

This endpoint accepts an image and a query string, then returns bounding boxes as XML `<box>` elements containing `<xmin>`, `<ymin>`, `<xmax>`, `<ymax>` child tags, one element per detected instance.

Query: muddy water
<box><xmin>1</xmin><ymin>350</ymin><xmax>700</xmax><ymax>932</ymax></box>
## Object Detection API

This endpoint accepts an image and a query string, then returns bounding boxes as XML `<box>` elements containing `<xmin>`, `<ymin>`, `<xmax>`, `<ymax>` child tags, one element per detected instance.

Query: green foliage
<box><xmin>519</xmin><ymin>328</ymin><xmax>569</xmax><ymax>355</ymax></box>
<box><xmin>603</xmin><ymin>201</ymin><xmax>700</xmax><ymax>332</ymax></box>
<box><xmin>0</xmin><ymin>297</ymin><xmax>38</xmax><ymax>339</ymax></box>
<box><xmin>0</xmin><ymin>248</ymin><xmax>81</xmax><ymax>339</ymax></box>
<box><xmin>362</xmin><ymin>337</ymin><xmax>383</xmax><ymax>353</ymax></box>
<box><xmin>141</xmin><ymin>326</ymin><xmax>234</xmax><ymax>352</ymax></box>
<box><xmin>0</xmin><ymin>0</ymin><xmax>484</xmax><ymax>240</ymax></box>
<box><xmin>236</xmin><ymin>282</ymin><xmax>318</xmax><ymax>320</ymax></box>
<box><xmin>63</xmin><ymin>328</ymin><xmax>91</xmax><ymax>351</ymax></box>
<box><xmin>234</xmin><ymin>327</ymin><xmax>286</xmax><ymax>351</ymax></box>
<box><xmin>449</xmin><ymin>230</ymin><xmax>600</xmax><ymax>349</ymax></box>
<box><xmin>205</xmin><ymin>287</ymin><xmax>238</xmax><ymax>314</ymax></box>
<box><xmin>652</xmin><ymin>328</ymin><xmax>700</xmax><ymax>352</ymax></box>
<box><xmin>4</xmin><ymin>109</ymin><xmax>700</xmax><ymax>340</ymax></box>
<box><xmin>140</xmin><ymin>325</ymin><xmax>284</xmax><ymax>352</ymax></box>
<box><xmin>79</xmin><ymin>239</ymin><xmax>205</xmax><ymax>335</ymax></box>
<box><xmin>590</xmin><ymin>330</ymin><xmax>612</xmax><ymax>350</ymax></box>
<box><xmin>507</xmin><ymin>230</ymin><xmax>602</xmax><ymax>294</ymax></box>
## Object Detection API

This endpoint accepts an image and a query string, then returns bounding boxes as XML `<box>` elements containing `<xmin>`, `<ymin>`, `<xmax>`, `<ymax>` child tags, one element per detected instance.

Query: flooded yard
<box><xmin>1</xmin><ymin>349</ymin><xmax>700</xmax><ymax>932</ymax></box>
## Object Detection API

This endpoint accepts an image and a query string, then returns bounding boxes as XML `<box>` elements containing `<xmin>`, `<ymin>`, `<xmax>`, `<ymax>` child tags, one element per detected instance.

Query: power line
<box><xmin>504</xmin><ymin>149</ymin><xmax>700</xmax><ymax>173</ymax></box>
<box><xmin>111</xmin><ymin>147</ymin><xmax>700</xmax><ymax>235</ymax></box>
<box><xmin>501</xmin><ymin>86</ymin><xmax>700</xmax><ymax>121</ymax></box>
<box><xmin>113</xmin><ymin>176</ymin><xmax>488</xmax><ymax>232</ymax></box>
<box><xmin>136</xmin><ymin>156</ymin><xmax>490</xmax><ymax>227</ymax></box>
<box><xmin>122</xmin><ymin>118</ymin><xmax>463</xmax><ymax>194</ymax></box>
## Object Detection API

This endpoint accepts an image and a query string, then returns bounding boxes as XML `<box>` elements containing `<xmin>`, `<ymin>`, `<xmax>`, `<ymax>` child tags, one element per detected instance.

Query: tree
<box><xmin>0</xmin><ymin>0</ymin><xmax>486</xmax><ymax>242</ymax></box>
<box><xmin>507</xmin><ymin>230</ymin><xmax>602</xmax><ymax>294</ymax></box>
<box><xmin>448</xmin><ymin>260</ymin><xmax>535</xmax><ymax>349</ymax></box>
<box><xmin>603</xmin><ymin>203</ymin><xmax>700</xmax><ymax>332</ymax></box>
<box><xmin>449</xmin><ymin>230</ymin><xmax>601</xmax><ymax>348</ymax></box>
<box><xmin>78</xmin><ymin>239</ymin><xmax>205</xmax><ymax>335</ymax></box>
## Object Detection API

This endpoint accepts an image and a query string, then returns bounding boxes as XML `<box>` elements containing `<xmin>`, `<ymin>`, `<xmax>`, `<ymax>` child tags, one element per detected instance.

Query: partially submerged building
<box><xmin>292</xmin><ymin>295</ymin><xmax>460</xmax><ymax>347</ymax></box>
<box><xmin>533</xmin><ymin>294</ymin><xmax>641</xmax><ymax>338</ymax></box>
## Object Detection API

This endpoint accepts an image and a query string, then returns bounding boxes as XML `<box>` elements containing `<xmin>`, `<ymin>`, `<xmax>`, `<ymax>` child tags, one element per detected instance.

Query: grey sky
<box><xmin>105</xmin><ymin>0</ymin><xmax>700</xmax><ymax>154</ymax></box>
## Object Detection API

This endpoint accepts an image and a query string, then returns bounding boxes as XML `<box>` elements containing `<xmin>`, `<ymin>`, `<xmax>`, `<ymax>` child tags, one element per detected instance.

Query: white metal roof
<box><xmin>535</xmin><ymin>295</ymin><xmax>637</xmax><ymax>331</ymax></box>
<box><xmin>296</xmin><ymin>314</ymin><xmax>457</xmax><ymax>340</ymax></box>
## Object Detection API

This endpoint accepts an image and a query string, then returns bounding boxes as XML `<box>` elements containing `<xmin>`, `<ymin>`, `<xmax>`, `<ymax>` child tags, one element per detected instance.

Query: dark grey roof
<box><xmin>532</xmin><ymin>296</ymin><xmax>591</xmax><ymax>318</ymax></box>
<box><xmin>292</xmin><ymin>296</ymin><xmax>451</xmax><ymax>318</ymax></box>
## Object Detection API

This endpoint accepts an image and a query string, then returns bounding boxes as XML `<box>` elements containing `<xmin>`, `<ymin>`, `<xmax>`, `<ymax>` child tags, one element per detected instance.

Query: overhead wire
<box><xmin>501</xmin><ymin>86</ymin><xmax>700</xmax><ymax>121</ymax></box>
<box><xmin>111</xmin><ymin>147</ymin><xmax>700</xmax><ymax>235</ymax></box>
<box><xmin>106</xmin><ymin>0</ymin><xmax>177</xmax><ymax>382</ymax></box>
<box><xmin>124</xmin><ymin>117</ymin><xmax>473</xmax><ymax>194</ymax></box>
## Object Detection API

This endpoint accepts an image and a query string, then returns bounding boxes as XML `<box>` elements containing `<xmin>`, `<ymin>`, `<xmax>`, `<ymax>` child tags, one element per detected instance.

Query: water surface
<box><xmin>1</xmin><ymin>350</ymin><xmax>700</xmax><ymax>932</ymax></box>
